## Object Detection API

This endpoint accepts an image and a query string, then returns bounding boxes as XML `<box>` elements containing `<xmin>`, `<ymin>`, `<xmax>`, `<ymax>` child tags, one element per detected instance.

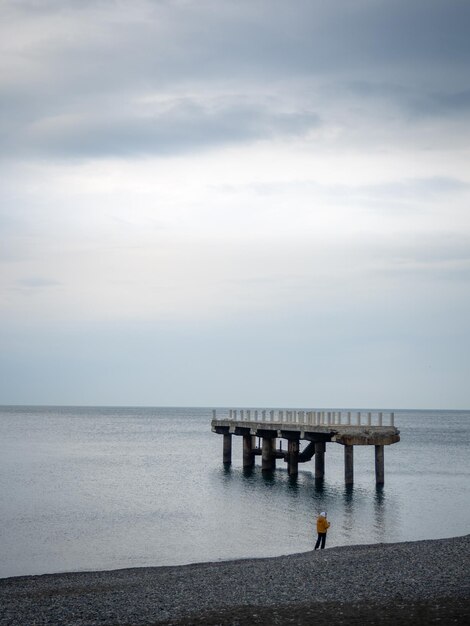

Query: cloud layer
<box><xmin>1</xmin><ymin>0</ymin><xmax>469</xmax><ymax>407</ymax></box>
<box><xmin>2</xmin><ymin>0</ymin><xmax>470</xmax><ymax>158</ymax></box>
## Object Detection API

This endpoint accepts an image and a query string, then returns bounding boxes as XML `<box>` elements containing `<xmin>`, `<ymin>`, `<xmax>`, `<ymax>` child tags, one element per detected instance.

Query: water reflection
<box><xmin>287</xmin><ymin>474</ymin><xmax>300</xmax><ymax>492</ymax></box>
<box><xmin>373</xmin><ymin>484</ymin><xmax>386</xmax><ymax>542</ymax></box>
<box><xmin>342</xmin><ymin>484</ymin><xmax>355</xmax><ymax>540</ymax></box>
<box><xmin>344</xmin><ymin>484</ymin><xmax>354</xmax><ymax>501</ymax></box>
<box><xmin>220</xmin><ymin>465</ymin><xmax>386</xmax><ymax>503</ymax></box>
<box><xmin>242</xmin><ymin>466</ymin><xmax>255</xmax><ymax>479</ymax></box>
<box><xmin>261</xmin><ymin>471</ymin><xmax>276</xmax><ymax>486</ymax></box>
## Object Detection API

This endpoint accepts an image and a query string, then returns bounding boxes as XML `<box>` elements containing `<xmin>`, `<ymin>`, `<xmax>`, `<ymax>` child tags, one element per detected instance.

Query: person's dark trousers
<box><xmin>315</xmin><ymin>532</ymin><xmax>326</xmax><ymax>549</ymax></box>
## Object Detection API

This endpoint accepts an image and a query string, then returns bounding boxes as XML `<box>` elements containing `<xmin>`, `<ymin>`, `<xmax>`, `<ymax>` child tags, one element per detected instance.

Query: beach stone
<box><xmin>0</xmin><ymin>535</ymin><xmax>469</xmax><ymax>625</ymax></box>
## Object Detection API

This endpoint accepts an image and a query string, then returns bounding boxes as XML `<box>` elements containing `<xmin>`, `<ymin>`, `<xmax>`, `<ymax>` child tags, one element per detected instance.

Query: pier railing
<box><xmin>212</xmin><ymin>409</ymin><xmax>395</xmax><ymax>427</ymax></box>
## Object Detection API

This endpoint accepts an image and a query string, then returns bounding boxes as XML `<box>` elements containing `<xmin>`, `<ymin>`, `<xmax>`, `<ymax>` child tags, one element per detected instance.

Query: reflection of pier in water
<box><xmin>211</xmin><ymin>409</ymin><xmax>400</xmax><ymax>485</ymax></box>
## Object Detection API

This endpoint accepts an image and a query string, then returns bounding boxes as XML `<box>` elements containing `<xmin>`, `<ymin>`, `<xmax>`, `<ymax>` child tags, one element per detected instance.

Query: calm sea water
<box><xmin>0</xmin><ymin>406</ymin><xmax>468</xmax><ymax>578</ymax></box>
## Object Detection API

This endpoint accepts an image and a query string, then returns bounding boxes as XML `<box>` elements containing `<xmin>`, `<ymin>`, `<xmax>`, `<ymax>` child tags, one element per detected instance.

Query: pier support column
<box><xmin>243</xmin><ymin>434</ymin><xmax>255</xmax><ymax>468</ymax></box>
<box><xmin>314</xmin><ymin>442</ymin><xmax>325</xmax><ymax>479</ymax></box>
<box><xmin>344</xmin><ymin>445</ymin><xmax>354</xmax><ymax>484</ymax></box>
<box><xmin>223</xmin><ymin>433</ymin><xmax>232</xmax><ymax>464</ymax></box>
<box><xmin>270</xmin><ymin>438</ymin><xmax>277</xmax><ymax>470</ymax></box>
<box><xmin>375</xmin><ymin>445</ymin><xmax>384</xmax><ymax>484</ymax></box>
<box><xmin>287</xmin><ymin>439</ymin><xmax>299</xmax><ymax>476</ymax></box>
<box><xmin>262</xmin><ymin>436</ymin><xmax>276</xmax><ymax>471</ymax></box>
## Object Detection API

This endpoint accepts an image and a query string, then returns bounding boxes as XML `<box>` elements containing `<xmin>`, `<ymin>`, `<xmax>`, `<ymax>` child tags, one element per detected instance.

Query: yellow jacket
<box><xmin>317</xmin><ymin>515</ymin><xmax>330</xmax><ymax>533</ymax></box>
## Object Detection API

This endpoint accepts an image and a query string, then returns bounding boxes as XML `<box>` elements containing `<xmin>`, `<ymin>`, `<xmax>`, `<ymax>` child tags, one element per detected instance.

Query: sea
<box><xmin>0</xmin><ymin>406</ymin><xmax>468</xmax><ymax>579</ymax></box>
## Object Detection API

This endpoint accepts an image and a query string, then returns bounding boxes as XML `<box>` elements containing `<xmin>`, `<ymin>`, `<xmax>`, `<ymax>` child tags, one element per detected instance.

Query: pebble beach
<box><xmin>1</xmin><ymin>535</ymin><xmax>469</xmax><ymax>625</ymax></box>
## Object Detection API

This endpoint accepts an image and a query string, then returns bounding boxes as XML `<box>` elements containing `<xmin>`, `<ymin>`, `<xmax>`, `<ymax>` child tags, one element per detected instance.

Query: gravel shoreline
<box><xmin>1</xmin><ymin>535</ymin><xmax>469</xmax><ymax>625</ymax></box>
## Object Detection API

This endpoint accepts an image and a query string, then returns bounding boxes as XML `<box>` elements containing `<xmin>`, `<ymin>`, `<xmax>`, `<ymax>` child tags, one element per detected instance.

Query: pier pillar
<box><xmin>271</xmin><ymin>438</ymin><xmax>277</xmax><ymax>469</ymax></box>
<box><xmin>315</xmin><ymin>442</ymin><xmax>325</xmax><ymax>479</ymax></box>
<box><xmin>223</xmin><ymin>433</ymin><xmax>232</xmax><ymax>464</ymax></box>
<box><xmin>344</xmin><ymin>445</ymin><xmax>354</xmax><ymax>484</ymax></box>
<box><xmin>375</xmin><ymin>445</ymin><xmax>384</xmax><ymax>484</ymax></box>
<box><xmin>262</xmin><ymin>436</ymin><xmax>276</xmax><ymax>471</ymax></box>
<box><xmin>243</xmin><ymin>434</ymin><xmax>255</xmax><ymax>468</ymax></box>
<box><xmin>287</xmin><ymin>439</ymin><xmax>299</xmax><ymax>476</ymax></box>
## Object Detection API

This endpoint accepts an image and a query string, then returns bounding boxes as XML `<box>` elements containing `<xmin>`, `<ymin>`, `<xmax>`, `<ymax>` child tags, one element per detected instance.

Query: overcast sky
<box><xmin>1</xmin><ymin>0</ymin><xmax>469</xmax><ymax>408</ymax></box>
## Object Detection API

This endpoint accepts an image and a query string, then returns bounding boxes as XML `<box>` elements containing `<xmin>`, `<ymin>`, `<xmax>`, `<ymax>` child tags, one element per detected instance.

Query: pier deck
<box><xmin>211</xmin><ymin>409</ymin><xmax>400</xmax><ymax>484</ymax></box>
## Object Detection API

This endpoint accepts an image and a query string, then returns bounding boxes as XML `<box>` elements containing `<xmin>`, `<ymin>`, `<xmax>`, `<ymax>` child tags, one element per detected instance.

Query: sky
<box><xmin>1</xmin><ymin>0</ymin><xmax>469</xmax><ymax>409</ymax></box>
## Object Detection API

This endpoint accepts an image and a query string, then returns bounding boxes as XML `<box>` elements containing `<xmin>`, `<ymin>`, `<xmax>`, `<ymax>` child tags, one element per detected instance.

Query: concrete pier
<box><xmin>287</xmin><ymin>439</ymin><xmax>299</xmax><ymax>476</ymax></box>
<box><xmin>212</xmin><ymin>408</ymin><xmax>400</xmax><ymax>484</ymax></box>
<box><xmin>375</xmin><ymin>445</ymin><xmax>385</xmax><ymax>484</ymax></box>
<box><xmin>314</xmin><ymin>442</ymin><xmax>325</xmax><ymax>479</ymax></box>
<box><xmin>243</xmin><ymin>434</ymin><xmax>254</xmax><ymax>468</ymax></box>
<box><xmin>344</xmin><ymin>444</ymin><xmax>354</xmax><ymax>484</ymax></box>
<box><xmin>223</xmin><ymin>433</ymin><xmax>232</xmax><ymax>464</ymax></box>
<box><xmin>262</xmin><ymin>436</ymin><xmax>276</xmax><ymax>471</ymax></box>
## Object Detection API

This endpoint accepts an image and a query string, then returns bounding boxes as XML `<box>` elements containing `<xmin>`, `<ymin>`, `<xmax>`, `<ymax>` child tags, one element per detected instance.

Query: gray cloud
<box><xmin>1</xmin><ymin>0</ymin><xmax>470</xmax><ymax>160</ymax></box>
<box><xmin>413</xmin><ymin>90</ymin><xmax>470</xmax><ymax>118</ymax></box>
<box><xmin>343</xmin><ymin>81</ymin><xmax>470</xmax><ymax>120</ymax></box>
<box><xmin>4</xmin><ymin>98</ymin><xmax>321</xmax><ymax>158</ymax></box>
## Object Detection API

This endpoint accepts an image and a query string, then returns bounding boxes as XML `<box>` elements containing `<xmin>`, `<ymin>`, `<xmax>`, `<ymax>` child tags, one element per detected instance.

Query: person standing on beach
<box><xmin>314</xmin><ymin>511</ymin><xmax>330</xmax><ymax>549</ymax></box>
